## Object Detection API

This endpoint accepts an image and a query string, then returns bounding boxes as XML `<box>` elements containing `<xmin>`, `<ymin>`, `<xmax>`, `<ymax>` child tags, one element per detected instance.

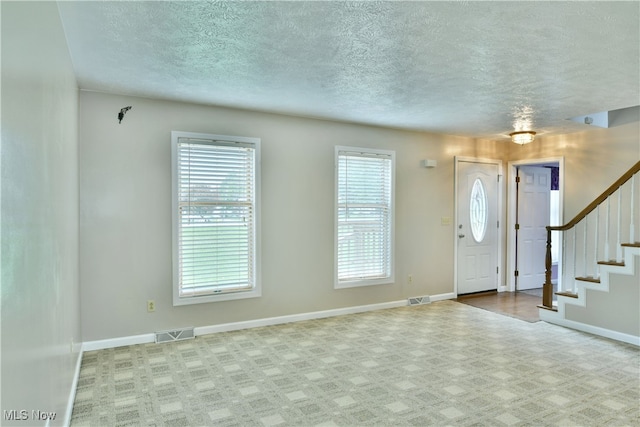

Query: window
<box><xmin>335</xmin><ymin>146</ymin><xmax>395</xmax><ymax>288</ymax></box>
<box><xmin>172</xmin><ymin>131</ymin><xmax>260</xmax><ymax>305</ymax></box>
<box><xmin>469</xmin><ymin>178</ymin><xmax>488</xmax><ymax>242</ymax></box>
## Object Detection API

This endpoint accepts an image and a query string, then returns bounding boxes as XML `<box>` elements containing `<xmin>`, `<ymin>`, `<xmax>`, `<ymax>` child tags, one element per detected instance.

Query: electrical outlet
<box><xmin>408</xmin><ymin>274</ymin><xmax>413</xmax><ymax>284</ymax></box>
<box><xmin>147</xmin><ymin>300</ymin><xmax>155</xmax><ymax>312</ymax></box>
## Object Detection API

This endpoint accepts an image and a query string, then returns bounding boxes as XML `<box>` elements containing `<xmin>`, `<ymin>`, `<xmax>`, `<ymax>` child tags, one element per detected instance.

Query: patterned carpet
<box><xmin>71</xmin><ymin>300</ymin><xmax>639</xmax><ymax>426</ymax></box>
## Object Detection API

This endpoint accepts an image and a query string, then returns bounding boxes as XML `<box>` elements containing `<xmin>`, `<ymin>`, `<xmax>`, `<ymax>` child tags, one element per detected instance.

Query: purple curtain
<box><xmin>550</xmin><ymin>167</ymin><xmax>559</xmax><ymax>190</ymax></box>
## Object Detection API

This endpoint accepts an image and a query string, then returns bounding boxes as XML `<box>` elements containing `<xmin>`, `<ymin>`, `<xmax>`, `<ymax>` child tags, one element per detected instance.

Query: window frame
<box><xmin>171</xmin><ymin>131</ymin><xmax>261</xmax><ymax>305</ymax></box>
<box><xmin>334</xmin><ymin>145</ymin><xmax>395</xmax><ymax>289</ymax></box>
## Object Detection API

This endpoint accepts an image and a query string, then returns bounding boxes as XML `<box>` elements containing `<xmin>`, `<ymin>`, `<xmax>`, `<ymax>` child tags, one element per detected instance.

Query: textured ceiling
<box><xmin>57</xmin><ymin>1</ymin><xmax>640</xmax><ymax>140</ymax></box>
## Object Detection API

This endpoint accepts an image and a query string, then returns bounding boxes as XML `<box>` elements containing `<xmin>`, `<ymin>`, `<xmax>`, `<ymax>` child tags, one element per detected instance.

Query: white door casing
<box><xmin>516</xmin><ymin>166</ymin><xmax>551</xmax><ymax>290</ymax></box>
<box><xmin>456</xmin><ymin>159</ymin><xmax>501</xmax><ymax>295</ymax></box>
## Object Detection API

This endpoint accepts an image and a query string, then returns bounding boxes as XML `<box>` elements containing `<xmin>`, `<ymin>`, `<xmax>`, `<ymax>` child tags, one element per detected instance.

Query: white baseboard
<box><xmin>195</xmin><ymin>300</ymin><xmax>408</xmax><ymax>335</ymax></box>
<box><xmin>63</xmin><ymin>348</ymin><xmax>84</xmax><ymax>427</ymax></box>
<box><xmin>83</xmin><ymin>333</ymin><xmax>155</xmax><ymax>352</ymax></box>
<box><xmin>430</xmin><ymin>292</ymin><xmax>455</xmax><ymax>302</ymax></box>
<box><xmin>196</xmin><ymin>295</ymin><xmax>456</xmax><ymax>336</ymax></box>
<box><xmin>539</xmin><ymin>311</ymin><xmax>640</xmax><ymax>346</ymax></box>
<box><xmin>82</xmin><ymin>296</ymin><xmax>458</xmax><ymax>351</ymax></box>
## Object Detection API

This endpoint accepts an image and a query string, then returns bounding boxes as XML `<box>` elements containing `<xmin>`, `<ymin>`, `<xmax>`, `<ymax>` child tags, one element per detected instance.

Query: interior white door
<box><xmin>456</xmin><ymin>161</ymin><xmax>499</xmax><ymax>295</ymax></box>
<box><xmin>516</xmin><ymin>166</ymin><xmax>551</xmax><ymax>290</ymax></box>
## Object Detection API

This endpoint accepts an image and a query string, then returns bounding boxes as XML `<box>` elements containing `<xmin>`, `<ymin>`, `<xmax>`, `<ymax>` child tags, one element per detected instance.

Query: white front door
<box><xmin>516</xmin><ymin>166</ymin><xmax>551</xmax><ymax>290</ymax></box>
<box><xmin>456</xmin><ymin>160</ymin><xmax>500</xmax><ymax>295</ymax></box>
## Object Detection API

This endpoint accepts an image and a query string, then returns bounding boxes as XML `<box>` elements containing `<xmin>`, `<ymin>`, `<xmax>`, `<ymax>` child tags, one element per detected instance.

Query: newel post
<box><xmin>542</xmin><ymin>227</ymin><xmax>553</xmax><ymax>308</ymax></box>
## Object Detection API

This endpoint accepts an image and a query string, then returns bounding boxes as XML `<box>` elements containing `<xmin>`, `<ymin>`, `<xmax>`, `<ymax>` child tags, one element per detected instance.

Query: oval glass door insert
<box><xmin>470</xmin><ymin>178</ymin><xmax>487</xmax><ymax>242</ymax></box>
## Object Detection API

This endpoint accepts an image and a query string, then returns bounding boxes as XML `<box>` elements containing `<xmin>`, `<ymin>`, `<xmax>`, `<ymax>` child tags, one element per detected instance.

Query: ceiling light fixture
<box><xmin>510</xmin><ymin>131</ymin><xmax>536</xmax><ymax>145</ymax></box>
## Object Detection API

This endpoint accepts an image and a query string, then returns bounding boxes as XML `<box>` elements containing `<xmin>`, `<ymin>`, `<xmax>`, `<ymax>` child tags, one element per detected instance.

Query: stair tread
<box><xmin>597</xmin><ymin>260</ymin><xmax>625</xmax><ymax>266</ymax></box>
<box><xmin>556</xmin><ymin>291</ymin><xmax>579</xmax><ymax>298</ymax></box>
<box><xmin>537</xmin><ymin>304</ymin><xmax>558</xmax><ymax>312</ymax></box>
<box><xmin>621</xmin><ymin>242</ymin><xmax>640</xmax><ymax>247</ymax></box>
<box><xmin>575</xmin><ymin>276</ymin><xmax>601</xmax><ymax>283</ymax></box>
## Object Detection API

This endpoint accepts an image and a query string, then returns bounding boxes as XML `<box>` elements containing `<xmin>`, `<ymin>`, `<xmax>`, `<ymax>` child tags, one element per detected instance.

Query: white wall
<box><xmin>1</xmin><ymin>2</ymin><xmax>80</xmax><ymax>425</ymax></box>
<box><xmin>78</xmin><ymin>91</ymin><xmax>506</xmax><ymax>341</ymax></box>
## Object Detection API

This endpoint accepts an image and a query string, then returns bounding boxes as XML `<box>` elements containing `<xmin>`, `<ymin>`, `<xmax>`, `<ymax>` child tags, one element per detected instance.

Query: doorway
<box><xmin>516</xmin><ymin>166</ymin><xmax>551</xmax><ymax>290</ymax></box>
<box><xmin>507</xmin><ymin>157</ymin><xmax>564</xmax><ymax>293</ymax></box>
<box><xmin>455</xmin><ymin>157</ymin><xmax>502</xmax><ymax>295</ymax></box>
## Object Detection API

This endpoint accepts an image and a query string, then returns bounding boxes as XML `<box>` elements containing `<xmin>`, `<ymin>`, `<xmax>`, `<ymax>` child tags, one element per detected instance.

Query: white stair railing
<box><xmin>543</xmin><ymin>161</ymin><xmax>640</xmax><ymax>309</ymax></box>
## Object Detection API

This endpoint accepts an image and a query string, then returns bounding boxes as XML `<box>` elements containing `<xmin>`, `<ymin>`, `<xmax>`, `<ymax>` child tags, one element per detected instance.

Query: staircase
<box><xmin>538</xmin><ymin>161</ymin><xmax>640</xmax><ymax>345</ymax></box>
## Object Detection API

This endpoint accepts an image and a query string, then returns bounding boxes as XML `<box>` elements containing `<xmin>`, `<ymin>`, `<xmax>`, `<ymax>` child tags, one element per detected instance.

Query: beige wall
<box><xmin>1</xmin><ymin>2</ymin><xmax>80</xmax><ymax>425</ymax></box>
<box><xmin>505</xmin><ymin>121</ymin><xmax>640</xmax><ymax>220</ymax></box>
<box><xmin>78</xmin><ymin>92</ymin><xmax>638</xmax><ymax>342</ymax></box>
<box><xmin>78</xmin><ymin>91</ymin><xmax>507</xmax><ymax>341</ymax></box>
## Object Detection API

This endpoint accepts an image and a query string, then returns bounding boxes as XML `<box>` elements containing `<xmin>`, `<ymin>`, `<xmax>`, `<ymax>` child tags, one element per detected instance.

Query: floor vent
<box><xmin>155</xmin><ymin>327</ymin><xmax>195</xmax><ymax>343</ymax></box>
<box><xmin>408</xmin><ymin>296</ymin><xmax>431</xmax><ymax>306</ymax></box>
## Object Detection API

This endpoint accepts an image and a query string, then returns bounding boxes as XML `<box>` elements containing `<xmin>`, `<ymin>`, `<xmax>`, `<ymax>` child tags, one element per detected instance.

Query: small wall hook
<box><xmin>118</xmin><ymin>106</ymin><xmax>132</xmax><ymax>124</ymax></box>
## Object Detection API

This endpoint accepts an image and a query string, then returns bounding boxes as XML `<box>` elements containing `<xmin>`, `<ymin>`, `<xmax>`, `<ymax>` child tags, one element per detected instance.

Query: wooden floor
<box><xmin>456</xmin><ymin>291</ymin><xmax>542</xmax><ymax>323</ymax></box>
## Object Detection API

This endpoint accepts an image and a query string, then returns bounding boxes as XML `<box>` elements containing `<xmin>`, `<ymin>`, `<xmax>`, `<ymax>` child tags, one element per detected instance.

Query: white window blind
<box><xmin>172</xmin><ymin>132</ymin><xmax>260</xmax><ymax>304</ymax></box>
<box><xmin>336</xmin><ymin>147</ymin><xmax>394</xmax><ymax>287</ymax></box>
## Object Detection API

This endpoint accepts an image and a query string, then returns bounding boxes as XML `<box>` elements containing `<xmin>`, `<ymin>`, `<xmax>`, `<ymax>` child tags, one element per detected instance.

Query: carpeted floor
<box><xmin>71</xmin><ymin>300</ymin><xmax>639</xmax><ymax>426</ymax></box>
